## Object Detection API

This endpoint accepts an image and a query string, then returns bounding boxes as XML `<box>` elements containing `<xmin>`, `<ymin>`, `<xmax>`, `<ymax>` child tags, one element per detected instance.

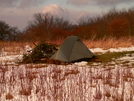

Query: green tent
<box><xmin>51</xmin><ymin>36</ymin><xmax>94</xmax><ymax>62</ymax></box>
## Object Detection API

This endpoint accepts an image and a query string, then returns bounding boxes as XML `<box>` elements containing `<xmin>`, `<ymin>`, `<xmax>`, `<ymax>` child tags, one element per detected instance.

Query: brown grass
<box><xmin>6</xmin><ymin>93</ymin><xmax>14</xmax><ymax>100</ymax></box>
<box><xmin>0</xmin><ymin>41</ymin><xmax>34</xmax><ymax>54</ymax></box>
<box><xmin>48</xmin><ymin>36</ymin><xmax>134</xmax><ymax>49</ymax></box>
<box><xmin>47</xmin><ymin>38</ymin><xmax>64</xmax><ymax>46</ymax></box>
<box><xmin>0</xmin><ymin>62</ymin><xmax>134</xmax><ymax>101</ymax></box>
<box><xmin>84</xmin><ymin>36</ymin><xmax>134</xmax><ymax>49</ymax></box>
<box><xmin>0</xmin><ymin>36</ymin><xmax>134</xmax><ymax>54</ymax></box>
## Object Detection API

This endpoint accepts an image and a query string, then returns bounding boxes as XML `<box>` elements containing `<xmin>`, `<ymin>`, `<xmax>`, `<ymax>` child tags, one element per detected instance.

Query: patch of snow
<box><xmin>90</xmin><ymin>48</ymin><xmax>107</xmax><ymax>53</ymax></box>
<box><xmin>91</xmin><ymin>46</ymin><xmax>134</xmax><ymax>53</ymax></box>
<box><xmin>74</xmin><ymin>61</ymin><xmax>88</xmax><ymax>66</ymax></box>
<box><xmin>25</xmin><ymin>45</ymin><xmax>32</xmax><ymax>53</ymax></box>
<box><xmin>0</xmin><ymin>55</ymin><xmax>23</xmax><ymax>63</ymax></box>
<box><xmin>117</xmin><ymin>56</ymin><xmax>134</xmax><ymax>61</ymax></box>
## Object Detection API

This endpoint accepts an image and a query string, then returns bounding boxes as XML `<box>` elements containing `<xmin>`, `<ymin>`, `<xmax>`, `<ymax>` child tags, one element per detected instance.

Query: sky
<box><xmin>0</xmin><ymin>0</ymin><xmax>134</xmax><ymax>31</ymax></box>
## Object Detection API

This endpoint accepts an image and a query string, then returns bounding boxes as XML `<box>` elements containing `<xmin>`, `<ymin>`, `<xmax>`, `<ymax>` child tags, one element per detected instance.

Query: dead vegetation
<box><xmin>0</xmin><ymin>61</ymin><xmax>134</xmax><ymax>101</ymax></box>
<box><xmin>84</xmin><ymin>36</ymin><xmax>134</xmax><ymax>49</ymax></box>
<box><xmin>18</xmin><ymin>7</ymin><xmax>134</xmax><ymax>42</ymax></box>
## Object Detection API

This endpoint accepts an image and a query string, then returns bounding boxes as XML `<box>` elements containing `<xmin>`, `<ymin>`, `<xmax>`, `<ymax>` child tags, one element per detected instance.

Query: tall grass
<box><xmin>0</xmin><ymin>36</ymin><xmax>133</xmax><ymax>55</ymax></box>
<box><xmin>0</xmin><ymin>41</ymin><xmax>34</xmax><ymax>54</ymax></box>
<box><xmin>84</xmin><ymin>36</ymin><xmax>134</xmax><ymax>49</ymax></box>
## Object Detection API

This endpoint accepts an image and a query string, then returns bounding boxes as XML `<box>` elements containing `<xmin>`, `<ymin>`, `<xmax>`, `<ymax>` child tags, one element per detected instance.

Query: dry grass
<box><xmin>0</xmin><ymin>36</ymin><xmax>134</xmax><ymax>54</ymax></box>
<box><xmin>47</xmin><ymin>38</ymin><xmax>64</xmax><ymax>46</ymax></box>
<box><xmin>48</xmin><ymin>36</ymin><xmax>134</xmax><ymax>49</ymax></box>
<box><xmin>0</xmin><ymin>62</ymin><xmax>134</xmax><ymax>101</ymax></box>
<box><xmin>84</xmin><ymin>36</ymin><xmax>134</xmax><ymax>49</ymax></box>
<box><xmin>0</xmin><ymin>41</ymin><xmax>34</xmax><ymax>54</ymax></box>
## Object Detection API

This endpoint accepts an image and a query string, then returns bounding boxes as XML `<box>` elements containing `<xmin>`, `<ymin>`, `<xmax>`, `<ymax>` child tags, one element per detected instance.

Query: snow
<box><xmin>90</xmin><ymin>48</ymin><xmax>107</xmax><ymax>53</ymax></box>
<box><xmin>0</xmin><ymin>45</ymin><xmax>134</xmax><ymax>101</ymax></box>
<box><xmin>118</xmin><ymin>56</ymin><xmax>134</xmax><ymax>61</ymax></box>
<box><xmin>90</xmin><ymin>46</ymin><xmax>134</xmax><ymax>53</ymax></box>
<box><xmin>0</xmin><ymin>45</ymin><xmax>31</xmax><ymax>64</ymax></box>
<box><xmin>1</xmin><ymin>45</ymin><xmax>134</xmax><ymax>63</ymax></box>
<box><xmin>74</xmin><ymin>61</ymin><xmax>88</xmax><ymax>66</ymax></box>
<box><xmin>25</xmin><ymin>45</ymin><xmax>32</xmax><ymax>53</ymax></box>
<box><xmin>0</xmin><ymin>55</ymin><xmax>23</xmax><ymax>62</ymax></box>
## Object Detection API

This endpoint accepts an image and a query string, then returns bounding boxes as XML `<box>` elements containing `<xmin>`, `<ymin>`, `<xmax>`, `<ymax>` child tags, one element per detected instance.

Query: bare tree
<box><xmin>23</xmin><ymin>13</ymin><xmax>73</xmax><ymax>41</ymax></box>
<box><xmin>0</xmin><ymin>21</ymin><xmax>10</xmax><ymax>40</ymax></box>
<box><xmin>0</xmin><ymin>21</ymin><xmax>20</xmax><ymax>41</ymax></box>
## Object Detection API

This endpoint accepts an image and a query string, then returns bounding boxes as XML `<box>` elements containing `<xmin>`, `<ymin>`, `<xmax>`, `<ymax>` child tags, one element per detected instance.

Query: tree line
<box><xmin>1</xmin><ymin>7</ymin><xmax>134</xmax><ymax>41</ymax></box>
<box><xmin>0</xmin><ymin>21</ymin><xmax>21</xmax><ymax>41</ymax></box>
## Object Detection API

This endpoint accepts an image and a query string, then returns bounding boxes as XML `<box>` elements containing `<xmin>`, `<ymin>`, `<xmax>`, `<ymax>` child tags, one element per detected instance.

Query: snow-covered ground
<box><xmin>0</xmin><ymin>45</ymin><xmax>134</xmax><ymax>64</ymax></box>
<box><xmin>0</xmin><ymin>46</ymin><xmax>134</xmax><ymax>101</ymax></box>
<box><xmin>90</xmin><ymin>46</ymin><xmax>134</xmax><ymax>53</ymax></box>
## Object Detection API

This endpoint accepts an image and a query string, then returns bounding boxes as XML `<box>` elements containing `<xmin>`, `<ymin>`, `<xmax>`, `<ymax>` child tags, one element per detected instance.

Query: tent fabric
<box><xmin>51</xmin><ymin>36</ymin><xmax>94</xmax><ymax>62</ymax></box>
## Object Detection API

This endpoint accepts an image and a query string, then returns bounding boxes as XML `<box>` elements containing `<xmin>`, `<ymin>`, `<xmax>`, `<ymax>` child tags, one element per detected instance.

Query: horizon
<box><xmin>0</xmin><ymin>0</ymin><xmax>134</xmax><ymax>31</ymax></box>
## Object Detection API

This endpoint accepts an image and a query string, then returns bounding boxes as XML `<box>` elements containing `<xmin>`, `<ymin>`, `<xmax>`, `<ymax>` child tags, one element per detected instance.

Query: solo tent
<box><xmin>51</xmin><ymin>36</ymin><xmax>94</xmax><ymax>62</ymax></box>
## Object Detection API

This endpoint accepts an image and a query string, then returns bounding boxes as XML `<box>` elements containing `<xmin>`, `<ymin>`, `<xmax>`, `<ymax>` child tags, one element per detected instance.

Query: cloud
<box><xmin>18</xmin><ymin>0</ymin><xmax>46</xmax><ymax>8</ymax></box>
<box><xmin>0</xmin><ymin>0</ymin><xmax>47</xmax><ymax>8</ymax></box>
<box><xmin>0</xmin><ymin>0</ymin><xmax>18</xmax><ymax>7</ymax></box>
<box><xmin>77</xmin><ymin>12</ymin><xmax>89</xmax><ymax>20</ymax></box>
<box><xmin>67</xmin><ymin>0</ymin><xmax>92</xmax><ymax>5</ymax></box>
<box><xmin>67</xmin><ymin>0</ymin><xmax>133</xmax><ymax>6</ymax></box>
<box><xmin>42</xmin><ymin>4</ymin><xmax>69</xmax><ymax>19</ymax></box>
<box><xmin>96</xmin><ymin>0</ymin><xmax>134</xmax><ymax>5</ymax></box>
<box><xmin>42</xmin><ymin>5</ymin><xmax>92</xmax><ymax>23</ymax></box>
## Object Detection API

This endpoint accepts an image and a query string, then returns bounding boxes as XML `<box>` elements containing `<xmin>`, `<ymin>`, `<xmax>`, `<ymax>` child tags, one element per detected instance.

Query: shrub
<box><xmin>108</xmin><ymin>17</ymin><xmax>129</xmax><ymax>38</ymax></box>
<box><xmin>22</xmin><ymin>42</ymin><xmax>58</xmax><ymax>63</ymax></box>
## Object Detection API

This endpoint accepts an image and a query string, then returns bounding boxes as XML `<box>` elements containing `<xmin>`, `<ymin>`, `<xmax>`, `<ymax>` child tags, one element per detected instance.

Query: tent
<box><xmin>51</xmin><ymin>36</ymin><xmax>94</xmax><ymax>62</ymax></box>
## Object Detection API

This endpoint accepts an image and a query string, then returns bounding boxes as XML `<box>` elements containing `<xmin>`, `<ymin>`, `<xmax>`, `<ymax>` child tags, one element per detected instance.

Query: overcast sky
<box><xmin>0</xmin><ymin>0</ymin><xmax>134</xmax><ymax>30</ymax></box>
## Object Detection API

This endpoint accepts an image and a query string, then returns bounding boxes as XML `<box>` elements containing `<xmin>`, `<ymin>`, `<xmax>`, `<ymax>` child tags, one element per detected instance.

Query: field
<box><xmin>0</xmin><ymin>40</ymin><xmax>134</xmax><ymax>101</ymax></box>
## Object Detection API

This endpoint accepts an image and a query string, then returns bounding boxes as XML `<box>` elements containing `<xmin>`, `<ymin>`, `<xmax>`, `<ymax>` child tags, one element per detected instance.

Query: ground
<box><xmin>0</xmin><ymin>45</ymin><xmax>134</xmax><ymax>101</ymax></box>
